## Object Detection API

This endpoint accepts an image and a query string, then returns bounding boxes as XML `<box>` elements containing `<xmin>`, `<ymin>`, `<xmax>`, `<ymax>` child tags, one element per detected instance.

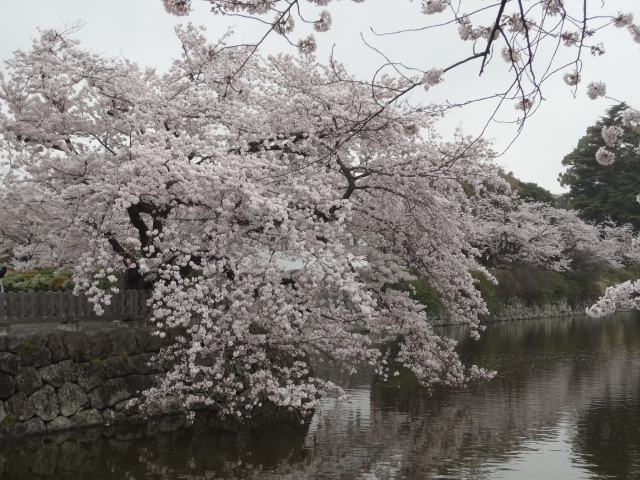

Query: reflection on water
<box><xmin>573</xmin><ymin>391</ymin><xmax>640</xmax><ymax>479</ymax></box>
<box><xmin>2</xmin><ymin>312</ymin><xmax>640</xmax><ymax>479</ymax></box>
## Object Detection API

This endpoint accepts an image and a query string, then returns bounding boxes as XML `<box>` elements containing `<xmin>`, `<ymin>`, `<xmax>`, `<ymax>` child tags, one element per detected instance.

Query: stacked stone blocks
<box><xmin>0</xmin><ymin>327</ymin><xmax>172</xmax><ymax>438</ymax></box>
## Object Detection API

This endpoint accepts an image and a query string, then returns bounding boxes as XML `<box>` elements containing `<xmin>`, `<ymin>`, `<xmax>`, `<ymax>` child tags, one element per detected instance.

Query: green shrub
<box><xmin>59</xmin><ymin>278</ymin><xmax>75</xmax><ymax>290</ymax></box>
<box><xmin>2</xmin><ymin>269</ymin><xmax>75</xmax><ymax>292</ymax></box>
<box><xmin>602</xmin><ymin>265</ymin><xmax>640</xmax><ymax>285</ymax></box>
<box><xmin>50</xmin><ymin>275</ymin><xmax>72</xmax><ymax>289</ymax></box>
<box><xmin>1</xmin><ymin>267</ymin><xmax>136</xmax><ymax>293</ymax></box>
<box><xmin>469</xmin><ymin>269</ymin><xmax>501</xmax><ymax>314</ymax></box>
<box><xmin>386</xmin><ymin>269</ymin><xmax>444</xmax><ymax>315</ymax></box>
<box><xmin>387</xmin><ymin>265</ymin><xmax>640</xmax><ymax>317</ymax></box>
<box><xmin>491</xmin><ymin>267</ymin><xmax>602</xmax><ymax>307</ymax></box>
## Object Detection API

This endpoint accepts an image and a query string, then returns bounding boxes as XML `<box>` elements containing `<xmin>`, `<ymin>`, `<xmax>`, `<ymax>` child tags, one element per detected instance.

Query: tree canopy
<box><xmin>471</xmin><ymin>193</ymin><xmax>636</xmax><ymax>272</ymax></box>
<box><xmin>0</xmin><ymin>27</ymin><xmax>503</xmax><ymax>415</ymax></box>
<box><xmin>501</xmin><ymin>171</ymin><xmax>556</xmax><ymax>204</ymax></box>
<box><xmin>559</xmin><ymin>104</ymin><xmax>640</xmax><ymax>230</ymax></box>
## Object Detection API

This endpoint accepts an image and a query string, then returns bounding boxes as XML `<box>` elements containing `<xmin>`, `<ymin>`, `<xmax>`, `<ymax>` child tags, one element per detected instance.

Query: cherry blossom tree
<box><xmin>0</xmin><ymin>26</ymin><xmax>505</xmax><ymax>415</ymax></box>
<box><xmin>472</xmin><ymin>193</ymin><xmax>637</xmax><ymax>272</ymax></box>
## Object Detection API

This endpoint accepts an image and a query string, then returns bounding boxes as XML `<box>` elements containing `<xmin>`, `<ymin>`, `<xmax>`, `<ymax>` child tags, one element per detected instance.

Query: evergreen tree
<box><xmin>559</xmin><ymin>104</ymin><xmax>640</xmax><ymax>230</ymax></box>
<box><xmin>501</xmin><ymin>171</ymin><xmax>557</xmax><ymax>205</ymax></box>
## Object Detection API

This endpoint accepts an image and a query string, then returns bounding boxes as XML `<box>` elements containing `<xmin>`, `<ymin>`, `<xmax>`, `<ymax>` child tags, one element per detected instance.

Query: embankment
<box><xmin>0</xmin><ymin>323</ymin><xmax>176</xmax><ymax>438</ymax></box>
<box><xmin>0</xmin><ymin>297</ymin><xmax>596</xmax><ymax>438</ymax></box>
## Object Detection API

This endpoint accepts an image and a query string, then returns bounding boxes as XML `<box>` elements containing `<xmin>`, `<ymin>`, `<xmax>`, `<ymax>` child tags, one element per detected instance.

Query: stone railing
<box><xmin>0</xmin><ymin>324</ymin><xmax>177</xmax><ymax>438</ymax></box>
<box><xmin>0</xmin><ymin>290</ymin><xmax>150</xmax><ymax>326</ymax></box>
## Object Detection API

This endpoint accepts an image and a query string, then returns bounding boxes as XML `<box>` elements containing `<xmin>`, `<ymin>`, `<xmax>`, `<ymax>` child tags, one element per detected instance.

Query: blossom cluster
<box><xmin>514</xmin><ymin>98</ymin><xmax>533</xmax><ymax>111</ymax></box>
<box><xmin>298</xmin><ymin>35</ymin><xmax>317</xmax><ymax>54</ymax></box>
<box><xmin>622</xmin><ymin>109</ymin><xmax>640</xmax><ymax>127</ymax></box>
<box><xmin>422</xmin><ymin>68</ymin><xmax>444</xmax><ymax>90</ymax></box>
<box><xmin>595</xmin><ymin>147</ymin><xmax>615</xmax><ymax>166</ymax></box>
<box><xmin>501</xmin><ymin>47</ymin><xmax>521</xmax><ymax>63</ymax></box>
<box><xmin>586</xmin><ymin>81</ymin><xmax>607</xmax><ymax>100</ymax></box>
<box><xmin>422</xmin><ymin>0</ymin><xmax>447</xmax><ymax>15</ymax></box>
<box><xmin>562</xmin><ymin>71</ymin><xmax>580</xmax><ymax>87</ymax></box>
<box><xmin>601</xmin><ymin>126</ymin><xmax>624</xmax><ymax>147</ymax></box>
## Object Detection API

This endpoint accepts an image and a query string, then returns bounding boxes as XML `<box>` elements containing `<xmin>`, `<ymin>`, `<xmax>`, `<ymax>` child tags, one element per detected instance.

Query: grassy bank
<box><xmin>392</xmin><ymin>266</ymin><xmax>640</xmax><ymax>316</ymax></box>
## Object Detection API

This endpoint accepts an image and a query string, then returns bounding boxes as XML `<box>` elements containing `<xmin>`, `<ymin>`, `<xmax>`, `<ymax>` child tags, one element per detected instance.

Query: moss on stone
<box><xmin>18</xmin><ymin>338</ymin><xmax>43</xmax><ymax>356</ymax></box>
<box><xmin>0</xmin><ymin>414</ymin><xmax>15</xmax><ymax>429</ymax></box>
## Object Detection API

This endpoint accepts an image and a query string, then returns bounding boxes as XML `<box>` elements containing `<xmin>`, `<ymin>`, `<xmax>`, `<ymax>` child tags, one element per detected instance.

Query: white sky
<box><xmin>1</xmin><ymin>0</ymin><xmax>639</xmax><ymax>193</ymax></box>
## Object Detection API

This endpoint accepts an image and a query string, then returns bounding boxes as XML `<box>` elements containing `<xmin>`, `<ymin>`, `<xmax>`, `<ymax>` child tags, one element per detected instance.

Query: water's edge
<box><xmin>0</xmin><ymin>298</ymin><xmax>616</xmax><ymax>439</ymax></box>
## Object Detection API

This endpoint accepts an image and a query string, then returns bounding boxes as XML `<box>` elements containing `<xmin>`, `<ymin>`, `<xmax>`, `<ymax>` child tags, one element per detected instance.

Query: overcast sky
<box><xmin>1</xmin><ymin>0</ymin><xmax>639</xmax><ymax>193</ymax></box>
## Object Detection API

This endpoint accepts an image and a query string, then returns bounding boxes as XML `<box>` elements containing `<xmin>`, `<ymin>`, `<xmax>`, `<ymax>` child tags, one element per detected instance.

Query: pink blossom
<box><xmin>515</xmin><ymin>98</ymin><xmax>533</xmax><ymax>111</ymax></box>
<box><xmin>562</xmin><ymin>71</ymin><xmax>580</xmax><ymax>86</ymax></box>
<box><xmin>613</xmin><ymin>12</ymin><xmax>634</xmax><ymax>28</ymax></box>
<box><xmin>298</xmin><ymin>35</ymin><xmax>317</xmax><ymax>54</ymax></box>
<box><xmin>560</xmin><ymin>31</ymin><xmax>579</xmax><ymax>46</ymax></box>
<box><xmin>588</xmin><ymin>280</ymin><xmax>640</xmax><ymax>316</ymax></box>
<box><xmin>595</xmin><ymin>146</ymin><xmax>615</xmax><ymax>165</ymax></box>
<box><xmin>629</xmin><ymin>23</ymin><xmax>640</xmax><ymax>43</ymax></box>
<box><xmin>621</xmin><ymin>108</ymin><xmax>640</xmax><ymax>126</ymax></box>
<box><xmin>314</xmin><ymin>11</ymin><xmax>332</xmax><ymax>32</ymax></box>
<box><xmin>543</xmin><ymin>0</ymin><xmax>564</xmax><ymax>16</ymax></box>
<box><xmin>275</xmin><ymin>15</ymin><xmax>295</xmax><ymax>35</ymax></box>
<box><xmin>422</xmin><ymin>0</ymin><xmax>448</xmax><ymax>15</ymax></box>
<box><xmin>586</xmin><ymin>81</ymin><xmax>607</xmax><ymax>100</ymax></box>
<box><xmin>601</xmin><ymin>126</ymin><xmax>624</xmax><ymax>147</ymax></box>
<box><xmin>422</xmin><ymin>68</ymin><xmax>444</xmax><ymax>88</ymax></box>
<box><xmin>162</xmin><ymin>0</ymin><xmax>191</xmax><ymax>16</ymax></box>
<box><xmin>501</xmin><ymin>47</ymin><xmax>521</xmax><ymax>63</ymax></box>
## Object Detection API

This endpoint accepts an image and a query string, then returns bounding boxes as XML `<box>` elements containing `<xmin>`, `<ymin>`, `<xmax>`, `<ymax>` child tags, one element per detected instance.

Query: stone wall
<box><xmin>0</xmin><ymin>324</ymin><xmax>176</xmax><ymax>438</ymax></box>
<box><xmin>484</xmin><ymin>299</ymin><xmax>590</xmax><ymax>323</ymax></box>
<box><xmin>431</xmin><ymin>299</ymin><xmax>590</xmax><ymax>325</ymax></box>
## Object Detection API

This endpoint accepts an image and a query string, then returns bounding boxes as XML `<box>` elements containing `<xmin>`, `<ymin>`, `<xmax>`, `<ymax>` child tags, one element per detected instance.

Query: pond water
<box><xmin>2</xmin><ymin>311</ymin><xmax>640</xmax><ymax>479</ymax></box>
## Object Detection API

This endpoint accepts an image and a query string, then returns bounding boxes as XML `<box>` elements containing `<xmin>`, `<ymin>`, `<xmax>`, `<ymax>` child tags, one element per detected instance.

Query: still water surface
<box><xmin>2</xmin><ymin>312</ymin><xmax>640</xmax><ymax>479</ymax></box>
